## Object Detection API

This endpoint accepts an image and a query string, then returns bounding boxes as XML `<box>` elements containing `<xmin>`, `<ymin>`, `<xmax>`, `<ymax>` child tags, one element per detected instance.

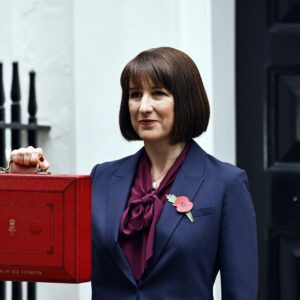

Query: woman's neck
<box><xmin>144</xmin><ymin>141</ymin><xmax>186</xmax><ymax>179</ymax></box>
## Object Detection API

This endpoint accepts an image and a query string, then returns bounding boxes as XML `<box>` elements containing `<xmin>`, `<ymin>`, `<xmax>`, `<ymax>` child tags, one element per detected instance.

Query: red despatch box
<box><xmin>0</xmin><ymin>174</ymin><xmax>91</xmax><ymax>283</ymax></box>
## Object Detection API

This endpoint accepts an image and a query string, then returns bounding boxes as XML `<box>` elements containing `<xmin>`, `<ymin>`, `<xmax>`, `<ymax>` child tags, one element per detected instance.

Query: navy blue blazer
<box><xmin>91</xmin><ymin>141</ymin><xmax>258</xmax><ymax>300</ymax></box>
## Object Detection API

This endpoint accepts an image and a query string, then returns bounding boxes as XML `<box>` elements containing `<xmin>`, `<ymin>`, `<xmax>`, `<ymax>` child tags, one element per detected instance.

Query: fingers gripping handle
<box><xmin>0</xmin><ymin>155</ymin><xmax>50</xmax><ymax>174</ymax></box>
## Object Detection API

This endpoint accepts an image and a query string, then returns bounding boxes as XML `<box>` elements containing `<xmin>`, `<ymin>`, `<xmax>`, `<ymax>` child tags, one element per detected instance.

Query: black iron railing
<box><xmin>0</xmin><ymin>62</ymin><xmax>51</xmax><ymax>300</ymax></box>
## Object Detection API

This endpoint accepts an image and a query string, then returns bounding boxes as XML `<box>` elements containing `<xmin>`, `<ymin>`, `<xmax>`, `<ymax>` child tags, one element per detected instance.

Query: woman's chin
<box><xmin>139</xmin><ymin>135</ymin><xmax>171</xmax><ymax>144</ymax></box>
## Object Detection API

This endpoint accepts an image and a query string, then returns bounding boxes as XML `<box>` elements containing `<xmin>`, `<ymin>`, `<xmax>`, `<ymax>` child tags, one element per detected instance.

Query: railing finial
<box><xmin>11</xmin><ymin>62</ymin><xmax>21</xmax><ymax>149</ymax></box>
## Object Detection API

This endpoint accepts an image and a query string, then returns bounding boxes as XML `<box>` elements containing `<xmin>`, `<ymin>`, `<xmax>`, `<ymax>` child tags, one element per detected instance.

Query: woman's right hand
<box><xmin>9</xmin><ymin>146</ymin><xmax>50</xmax><ymax>174</ymax></box>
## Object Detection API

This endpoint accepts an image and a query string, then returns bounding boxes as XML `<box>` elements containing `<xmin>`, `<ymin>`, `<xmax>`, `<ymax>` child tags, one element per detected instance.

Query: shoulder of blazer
<box><xmin>90</xmin><ymin>148</ymin><xmax>144</xmax><ymax>182</ymax></box>
<box><xmin>192</xmin><ymin>142</ymin><xmax>253</xmax><ymax>216</ymax></box>
<box><xmin>190</xmin><ymin>140</ymin><xmax>248</xmax><ymax>188</ymax></box>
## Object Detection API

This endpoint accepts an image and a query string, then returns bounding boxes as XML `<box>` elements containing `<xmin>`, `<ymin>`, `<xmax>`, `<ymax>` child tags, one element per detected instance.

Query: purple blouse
<box><xmin>119</xmin><ymin>144</ymin><xmax>190</xmax><ymax>280</ymax></box>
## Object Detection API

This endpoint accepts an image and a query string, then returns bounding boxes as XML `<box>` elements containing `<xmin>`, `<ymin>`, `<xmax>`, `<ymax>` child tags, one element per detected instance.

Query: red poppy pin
<box><xmin>166</xmin><ymin>194</ymin><xmax>194</xmax><ymax>223</ymax></box>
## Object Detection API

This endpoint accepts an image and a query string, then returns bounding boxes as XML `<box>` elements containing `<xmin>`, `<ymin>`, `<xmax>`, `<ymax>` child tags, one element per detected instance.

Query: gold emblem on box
<box><xmin>8</xmin><ymin>219</ymin><xmax>16</xmax><ymax>235</ymax></box>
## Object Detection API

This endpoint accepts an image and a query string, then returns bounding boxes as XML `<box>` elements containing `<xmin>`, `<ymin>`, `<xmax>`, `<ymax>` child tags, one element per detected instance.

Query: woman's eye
<box><xmin>129</xmin><ymin>91</ymin><xmax>142</xmax><ymax>99</ymax></box>
<box><xmin>153</xmin><ymin>90</ymin><xmax>166</xmax><ymax>96</ymax></box>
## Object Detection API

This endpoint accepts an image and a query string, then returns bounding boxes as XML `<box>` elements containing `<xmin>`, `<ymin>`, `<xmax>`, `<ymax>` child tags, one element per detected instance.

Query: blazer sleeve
<box><xmin>219</xmin><ymin>170</ymin><xmax>258</xmax><ymax>300</ymax></box>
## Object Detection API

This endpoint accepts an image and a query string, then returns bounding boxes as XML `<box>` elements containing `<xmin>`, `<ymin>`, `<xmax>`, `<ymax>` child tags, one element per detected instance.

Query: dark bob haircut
<box><xmin>119</xmin><ymin>47</ymin><xmax>210</xmax><ymax>144</ymax></box>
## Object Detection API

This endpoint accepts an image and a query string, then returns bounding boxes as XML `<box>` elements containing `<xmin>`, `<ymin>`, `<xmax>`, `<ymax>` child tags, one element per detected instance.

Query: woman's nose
<box><xmin>139</xmin><ymin>94</ymin><xmax>153</xmax><ymax>113</ymax></box>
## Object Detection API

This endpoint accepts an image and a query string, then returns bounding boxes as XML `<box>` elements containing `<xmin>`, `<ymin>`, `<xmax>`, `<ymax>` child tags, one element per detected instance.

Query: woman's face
<box><xmin>128</xmin><ymin>80</ymin><xmax>175</xmax><ymax>144</ymax></box>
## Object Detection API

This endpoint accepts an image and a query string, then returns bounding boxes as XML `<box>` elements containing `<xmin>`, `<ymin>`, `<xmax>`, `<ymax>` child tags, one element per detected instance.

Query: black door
<box><xmin>236</xmin><ymin>1</ymin><xmax>300</xmax><ymax>300</ymax></box>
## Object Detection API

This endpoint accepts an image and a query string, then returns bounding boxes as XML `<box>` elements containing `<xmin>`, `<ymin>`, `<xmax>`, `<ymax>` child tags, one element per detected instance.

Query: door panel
<box><xmin>236</xmin><ymin>0</ymin><xmax>300</xmax><ymax>299</ymax></box>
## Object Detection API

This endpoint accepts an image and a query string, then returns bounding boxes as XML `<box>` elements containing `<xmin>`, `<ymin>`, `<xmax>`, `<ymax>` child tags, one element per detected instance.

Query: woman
<box><xmin>9</xmin><ymin>47</ymin><xmax>258</xmax><ymax>299</ymax></box>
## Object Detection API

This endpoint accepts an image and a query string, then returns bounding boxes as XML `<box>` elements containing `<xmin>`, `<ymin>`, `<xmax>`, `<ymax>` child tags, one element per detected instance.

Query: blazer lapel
<box><xmin>148</xmin><ymin>141</ymin><xmax>206</xmax><ymax>270</ymax></box>
<box><xmin>105</xmin><ymin>149</ymin><xmax>143</xmax><ymax>286</ymax></box>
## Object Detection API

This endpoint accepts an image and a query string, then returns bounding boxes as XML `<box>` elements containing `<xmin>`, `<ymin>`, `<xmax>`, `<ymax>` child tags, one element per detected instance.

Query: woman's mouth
<box><xmin>138</xmin><ymin>119</ymin><xmax>157</xmax><ymax>126</ymax></box>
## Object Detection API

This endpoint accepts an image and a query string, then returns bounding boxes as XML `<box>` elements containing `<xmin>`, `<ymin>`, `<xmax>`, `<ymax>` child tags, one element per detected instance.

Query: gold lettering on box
<box><xmin>8</xmin><ymin>219</ymin><xmax>16</xmax><ymax>235</ymax></box>
<box><xmin>20</xmin><ymin>270</ymin><xmax>42</xmax><ymax>276</ymax></box>
<box><xmin>0</xmin><ymin>269</ymin><xmax>42</xmax><ymax>276</ymax></box>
